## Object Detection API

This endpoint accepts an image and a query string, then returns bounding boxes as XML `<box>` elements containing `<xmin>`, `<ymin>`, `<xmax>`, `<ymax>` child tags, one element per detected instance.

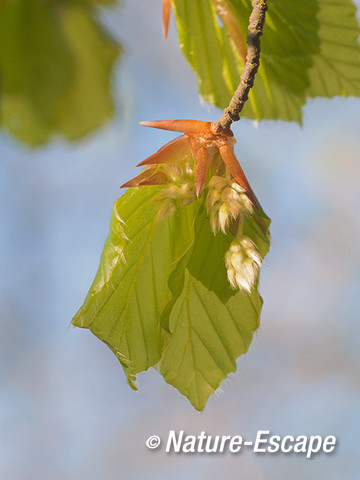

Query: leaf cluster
<box><xmin>172</xmin><ymin>0</ymin><xmax>360</xmax><ymax>122</ymax></box>
<box><xmin>72</xmin><ymin>186</ymin><xmax>270</xmax><ymax>410</ymax></box>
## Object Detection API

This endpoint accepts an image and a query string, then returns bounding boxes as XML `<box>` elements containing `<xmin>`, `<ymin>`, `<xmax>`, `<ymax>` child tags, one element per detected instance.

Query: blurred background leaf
<box><xmin>171</xmin><ymin>0</ymin><xmax>360</xmax><ymax>122</ymax></box>
<box><xmin>0</xmin><ymin>0</ymin><xmax>121</xmax><ymax>146</ymax></box>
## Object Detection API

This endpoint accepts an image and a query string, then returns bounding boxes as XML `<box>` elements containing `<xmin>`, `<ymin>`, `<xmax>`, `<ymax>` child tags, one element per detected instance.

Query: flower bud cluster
<box><xmin>156</xmin><ymin>163</ymin><xmax>196</xmax><ymax>219</ymax></box>
<box><xmin>225</xmin><ymin>235</ymin><xmax>262</xmax><ymax>293</ymax></box>
<box><xmin>206</xmin><ymin>176</ymin><xmax>253</xmax><ymax>234</ymax></box>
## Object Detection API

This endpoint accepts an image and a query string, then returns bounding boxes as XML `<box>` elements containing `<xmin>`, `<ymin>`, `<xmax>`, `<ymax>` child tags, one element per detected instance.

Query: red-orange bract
<box><xmin>121</xmin><ymin>119</ymin><xmax>258</xmax><ymax>206</ymax></box>
<box><xmin>162</xmin><ymin>0</ymin><xmax>171</xmax><ymax>39</ymax></box>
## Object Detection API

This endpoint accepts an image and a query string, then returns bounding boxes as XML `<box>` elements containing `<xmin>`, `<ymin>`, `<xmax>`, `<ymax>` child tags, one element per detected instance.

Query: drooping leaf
<box><xmin>160</xmin><ymin>205</ymin><xmax>270</xmax><ymax>411</ymax></box>
<box><xmin>72</xmin><ymin>186</ymin><xmax>200</xmax><ymax>387</ymax></box>
<box><xmin>171</xmin><ymin>0</ymin><xmax>360</xmax><ymax>122</ymax></box>
<box><xmin>73</xmin><ymin>182</ymin><xmax>271</xmax><ymax>409</ymax></box>
<box><xmin>0</xmin><ymin>0</ymin><xmax>121</xmax><ymax>146</ymax></box>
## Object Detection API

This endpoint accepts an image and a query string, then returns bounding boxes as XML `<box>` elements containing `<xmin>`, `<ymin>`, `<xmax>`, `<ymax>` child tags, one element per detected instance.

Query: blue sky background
<box><xmin>1</xmin><ymin>1</ymin><xmax>360</xmax><ymax>479</ymax></box>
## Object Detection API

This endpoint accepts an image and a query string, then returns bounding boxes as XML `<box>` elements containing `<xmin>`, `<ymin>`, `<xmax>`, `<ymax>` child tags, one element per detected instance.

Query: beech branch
<box><xmin>216</xmin><ymin>0</ymin><xmax>267</xmax><ymax>131</ymax></box>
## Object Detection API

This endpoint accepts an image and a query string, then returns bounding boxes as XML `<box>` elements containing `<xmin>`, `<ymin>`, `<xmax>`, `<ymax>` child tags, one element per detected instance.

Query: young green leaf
<box><xmin>73</xmin><ymin>120</ymin><xmax>271</xmax><ymax>409</ymax></box>
<box><xmin>73</xmin><ymin>187</ymin><xmax>270</xmax><ymax>409</ymax></box>
<box><xmin>72</xmin><ymin>186</ymin><xmax>199</xmax><ymax>387</ymax></box>
<box><xmin>160</xmin><ymin>205</ymin><xmax>270</xmax><ymax>411</ymax></box>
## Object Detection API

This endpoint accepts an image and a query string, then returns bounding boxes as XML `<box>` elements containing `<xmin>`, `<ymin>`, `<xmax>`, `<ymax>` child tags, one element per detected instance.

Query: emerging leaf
<box><xmin>73</xmin><ymin>121</ymin><xmax>271</xmax><ymax>410</ymax></box>
<box><xmin>161</xmin><ymin>205</ymin><xmax>270</xmax><ymax>411</ymax></box>
<box><xmin>73</xmin><ymin>186</ymin><xmax>199</xmax><ymax>387</ymax></box>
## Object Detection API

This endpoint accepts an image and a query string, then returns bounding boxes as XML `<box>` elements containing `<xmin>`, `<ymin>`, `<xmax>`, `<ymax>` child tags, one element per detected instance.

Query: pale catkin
<box><xmin>225</xmin><ymin>236</ymin><xmax>263</xmax><ymax>292</ymax></box>
<box><xmin>206</xmin><ymin>176</ymin><xmax>253</xmax><ymax>234</ymax></box>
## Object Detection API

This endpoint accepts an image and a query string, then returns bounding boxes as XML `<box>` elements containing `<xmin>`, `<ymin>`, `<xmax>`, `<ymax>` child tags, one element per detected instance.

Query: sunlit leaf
<box><xmin>307</xmin><ymin>0</ymin><xmax>360</xmax><ymax>98</ymax></box>
<box><xmin>160</xmin><ymin>205</ymin><xmax>270</xmax><ymax>410</ymax></box>
<box><xmin>72</xmin><ymin>186</ymin><xmax>199</xmax><ymax>387</ymax></box>
<box><xmin>73</xmin><ymin>181</ymin><xmax>271</xmax><ymax>409</ymax></box>
<box><xmin>172</xmin><ymin>0</ymin><xmax>319</xmax><ymax>121</ymax></box>
<box><xmin>171</xmin><ymin>0</ymin><xmax>360</xmax><ymax>122</ymax></box>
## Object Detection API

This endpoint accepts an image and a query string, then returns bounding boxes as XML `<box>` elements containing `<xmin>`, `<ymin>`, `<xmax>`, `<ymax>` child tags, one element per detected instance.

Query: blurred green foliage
<box><xmin>0</xmin><ymin>0</ymin><xmax>121</xmax><ymax>146</ymax></box>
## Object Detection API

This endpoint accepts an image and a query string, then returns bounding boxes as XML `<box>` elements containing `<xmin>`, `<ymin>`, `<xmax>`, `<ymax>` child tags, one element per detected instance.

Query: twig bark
<box><xmin>216</xmin><ymin>0</ymin><xmax>267</xmax><ymax>131</ymax></box>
